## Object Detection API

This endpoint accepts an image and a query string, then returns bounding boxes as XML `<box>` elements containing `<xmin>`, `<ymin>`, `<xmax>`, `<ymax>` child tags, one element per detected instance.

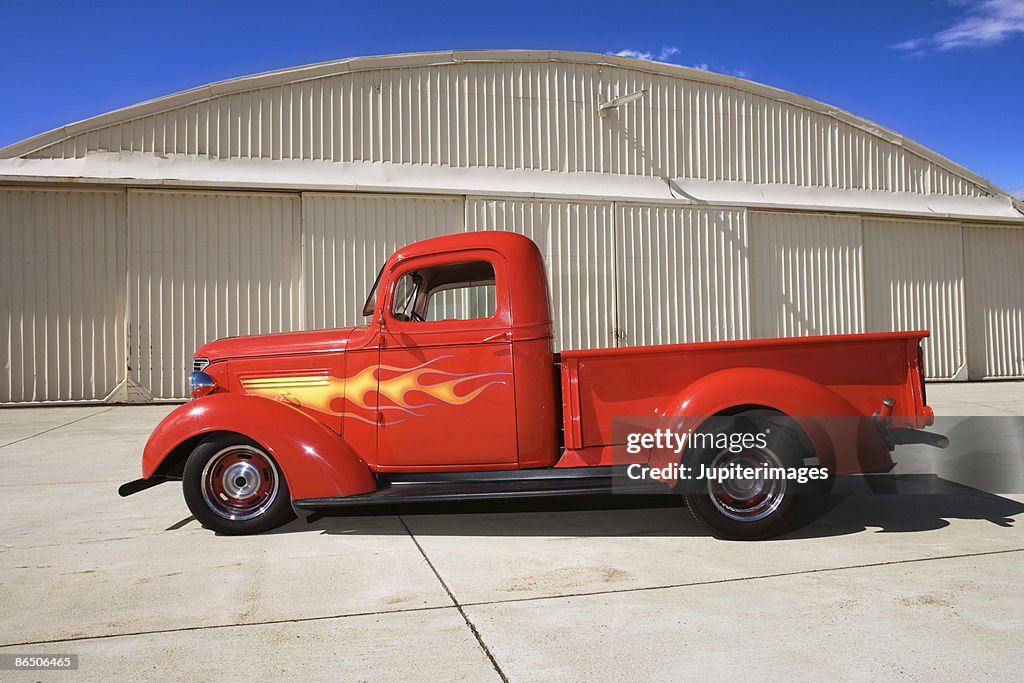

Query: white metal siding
<box><xmin>23</xmin><ymin>58</ymin><xmax>983</xmax><ymax>198</ymax></box>
<box><xmin>1</xmin><ymin>188</ymin><xmax>126</xmax><ymax>403</ymax></box>
<box><xmin>965</xmin><ymin>226</ymin><xmax>1024</xmax><ymax>379</ymax></box>
<box><xmin>128</xmin><ymin>190</ymin><xmax>301</xmax><ymax>399</ymax></box>
<box><xmin>615</xmin><ymin>205</ymin><xmax>749</xmax><ymax>345</ymax></box>
<box><xmin>750</xmin><ymin>211</ymin><xmax>865</xmax><ymax>339</ymax></box>
<box><xmin>863</xmin><ymin>219</ymin><xmax>966</xmax><ymax>380</ymax></box>
<box><xmin>466</xmin><ymin>197</ymin><xmax>616</xmax><ymax>351</ymax></box>
<box><xmin>302</xmin><ymin>193</ymin><xmax>464</xmax><ymax>329</ymax></box>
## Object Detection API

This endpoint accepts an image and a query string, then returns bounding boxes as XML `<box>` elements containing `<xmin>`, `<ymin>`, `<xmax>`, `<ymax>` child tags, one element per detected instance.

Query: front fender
<box><xmin>653</xmin><ymin>367</ymin><xmax>891</xmax><ymax>477</ymax></box>
<box><xmin>142</xmin><ymin>393</ymin><xmax>376</xmax><ymax>500</ymax></box>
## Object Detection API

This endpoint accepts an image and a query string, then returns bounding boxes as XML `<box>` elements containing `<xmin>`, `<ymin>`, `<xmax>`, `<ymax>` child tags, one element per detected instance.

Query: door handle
<box><xmin>482</xmin><ymin>331</ymin><xmax>512</xmax><ymax>343</ymax></box>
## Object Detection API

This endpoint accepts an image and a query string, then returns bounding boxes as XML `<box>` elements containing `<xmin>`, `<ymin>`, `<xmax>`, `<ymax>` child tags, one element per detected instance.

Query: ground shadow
<box><xmin>259</xmin><ymin>475</ymin><xmax>1024</xmax><ymax>540</ymax></box>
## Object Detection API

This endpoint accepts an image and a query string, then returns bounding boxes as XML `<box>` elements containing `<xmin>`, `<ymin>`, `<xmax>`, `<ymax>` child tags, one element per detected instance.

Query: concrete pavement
<box><xmin>1</xmin><ymin>382</ymin><xmax>1022</xmax><ymax>680</ymax></box>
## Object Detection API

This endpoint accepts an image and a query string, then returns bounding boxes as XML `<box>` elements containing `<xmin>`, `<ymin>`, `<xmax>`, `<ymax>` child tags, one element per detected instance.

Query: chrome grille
<box><xmin>192</xmin><ymin>358</ymin><xmax>210</xmax><ymax>373</ymax></box>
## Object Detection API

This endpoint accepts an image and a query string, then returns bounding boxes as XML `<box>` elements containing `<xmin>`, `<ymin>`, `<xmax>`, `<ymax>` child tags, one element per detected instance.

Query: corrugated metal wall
<box><xmin>23</xmin><ymin>57</ymin><xmax>983</xmax><ymax>197</ymax></box>
<box><xmin>1</xmin><ymin>188</ymin><xmax>127</xmax><ymax>403</ymax></box>
<box><xmin>965</xmin><ymin>226</ymin><xmax>1024</xmax><ymax>379</ymax></box>
<box><xmin>3</xmin><ymin>184</ymin><xmax>1022</xmax><ymax>405</ymax></box>
<box><xmin>128</xmin><ymin>190</ymin><xmax>301</xmax><ymax>399</ymax></box>
<box><xmin>864</xmin><ymin>219</ymin><xmax>966</xmax><ymax>380</ymax></box>
<box><xmin>302</xmin><ymin>193</ymin><xmax>464</xmax><ymax>329</ymax></box>
<box><xmin>466</xmin><ymin>197</ymin><xmax>616</xmax><ymax>351</ymax></box>
<box><xmin>615</xmin><ymin>205</ymin><xmax>749</xmax><ymax>345</ymax></box>
<box><xmin>749</xmin><ymin>211</ymin><xmax>865</xmax><ymax>339</ymax></box>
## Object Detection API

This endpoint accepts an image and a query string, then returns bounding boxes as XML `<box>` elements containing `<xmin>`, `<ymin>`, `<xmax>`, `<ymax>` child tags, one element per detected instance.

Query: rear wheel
<box><xmin>182</xmin><ymin>433</ymin><xmax>295</xmax><ymax>535</ymax></box>
<box><xmin>683</xmin><ymin>415</ymin><xmax>810</xmax><ymax>540</ymax></box>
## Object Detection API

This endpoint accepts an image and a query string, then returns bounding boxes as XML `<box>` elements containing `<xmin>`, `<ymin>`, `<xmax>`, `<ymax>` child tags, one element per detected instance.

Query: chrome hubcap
<box><xmin>200</xmin><ymin>445</ymin><xmax>279</xmax><ymax>521</ymax></box>
<box><xmin>221</xmin><ymin>461</ymin><xmax>261</xmax><ymax>499</ymax></box>
<box><xmin>708</xmin><ymin>447</ymin><xmax>787</xmax><ymax>523</ymax></box>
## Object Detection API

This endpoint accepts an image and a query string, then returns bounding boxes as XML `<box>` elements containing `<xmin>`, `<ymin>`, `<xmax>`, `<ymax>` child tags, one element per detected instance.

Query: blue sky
<box><xmin>2</xmin><ymin>0</ymin><xmax>1022</xmax><ymax>194</ymax></box>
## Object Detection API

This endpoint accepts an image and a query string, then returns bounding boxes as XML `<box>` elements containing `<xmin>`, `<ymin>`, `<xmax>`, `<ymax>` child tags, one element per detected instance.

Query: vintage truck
<box><xmin>121</xmin><ymin>231</ymin><xmax>947</xmax><ymax>539</ymax></box>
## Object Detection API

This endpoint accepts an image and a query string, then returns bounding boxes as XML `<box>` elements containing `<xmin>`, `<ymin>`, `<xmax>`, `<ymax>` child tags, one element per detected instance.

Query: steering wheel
<box><xmin>410</xmin><ymin>311</ymin><xmax>425</xmax><ymax>322</ymax></box>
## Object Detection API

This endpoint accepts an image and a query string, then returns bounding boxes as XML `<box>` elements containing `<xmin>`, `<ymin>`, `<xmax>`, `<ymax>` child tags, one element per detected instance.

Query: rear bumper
<box><xmin>881</xmin><ymin>427</ymin><xmax>949</xmax><ymax>450</ymax></box>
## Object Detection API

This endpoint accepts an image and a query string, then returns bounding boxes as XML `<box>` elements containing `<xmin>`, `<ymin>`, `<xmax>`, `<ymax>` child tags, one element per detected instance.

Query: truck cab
<box><xmin>358</xmin><ymin>231</ymin><xmax>559</xmax><ymax>470</ymax></box>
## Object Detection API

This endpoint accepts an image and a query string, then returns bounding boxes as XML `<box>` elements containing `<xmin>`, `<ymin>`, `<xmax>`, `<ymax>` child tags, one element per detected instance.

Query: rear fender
<box><xmin>653</xmin><ymin>368</ymin><xmax>891</xmax><ymax>478</ymax></box>
<box><xmin>142</xmin><ymin>393</ymin><xmax>376</xmax><ymax>500</ymax></box>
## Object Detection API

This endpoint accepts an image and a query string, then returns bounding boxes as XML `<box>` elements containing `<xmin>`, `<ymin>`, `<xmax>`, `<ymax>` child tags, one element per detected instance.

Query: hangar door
<box><xmin>863</xmin><ymin>219</ymin><xmax>966</xmax><ymax>381</ymax></box>
<box><xmin>466</xmin><ymin>197</ymin><xmax>616</xmax><ymax>351</ymax></box>
<box><xmin>466</xmin><ymin>199</ymin><xmax>749</xmax><ymax>351</ymax></box>
<box><xmin>965</xmin><ymin>225</ymin><xmax>1024</xmax><ymax>379</ymax></box>
<box><xmin>127</xmin><ymin>190</ymin><xmax>301</xmax><ymax>400</ymax></box>
<box><xmin>749</xmin><ymin>211</ymin><xmax>865</xmax><ymax>340</ymax></box>
<box><xmin>302</xmin><ymin>193</ymin><xmax>465</xmax><ymax>329</ymax></box>
<box><xmin>615</xmin><ymin>204</ymin><xmax>749</xmax><ymax>346</ymax></box>
<box><xmin>1</xmin><ymin>187</ymin><xmax>126</xmax><ymax>403</ymax></box>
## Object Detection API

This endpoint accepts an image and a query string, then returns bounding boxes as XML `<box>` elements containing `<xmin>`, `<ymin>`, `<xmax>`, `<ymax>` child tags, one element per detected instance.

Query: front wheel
<box><xmin>182</xmin><ymin>433</ymin><xmax>295</xmax><ymax>535</ymax></box>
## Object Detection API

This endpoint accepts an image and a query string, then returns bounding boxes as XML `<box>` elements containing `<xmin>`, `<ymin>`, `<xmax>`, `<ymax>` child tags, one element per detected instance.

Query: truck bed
<box><xmin>558</xmin><ymin>331</ymin><xmax>929</xmax><ymax>454</ymax></box>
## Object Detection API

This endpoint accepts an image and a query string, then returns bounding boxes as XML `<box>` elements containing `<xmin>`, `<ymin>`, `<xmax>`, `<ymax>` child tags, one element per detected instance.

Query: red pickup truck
<box><xmin>122</xmin><ymin>231</ymin><xmax>946</xmax><ymax>539</ymax></box>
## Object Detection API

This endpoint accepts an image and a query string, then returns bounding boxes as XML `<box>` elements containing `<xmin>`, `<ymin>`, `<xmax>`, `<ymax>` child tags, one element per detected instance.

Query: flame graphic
<box><xmin>239</xmin><ymin>357</ymin><xmax>508</xmax><ymax>425</ymax></box>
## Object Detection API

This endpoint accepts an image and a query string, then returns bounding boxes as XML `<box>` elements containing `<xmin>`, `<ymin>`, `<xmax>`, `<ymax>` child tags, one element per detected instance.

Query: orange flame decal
<box><xmin>240</xmin><ymin>357</ymin><xmax>508</xmax><ymax>425</ymax></box>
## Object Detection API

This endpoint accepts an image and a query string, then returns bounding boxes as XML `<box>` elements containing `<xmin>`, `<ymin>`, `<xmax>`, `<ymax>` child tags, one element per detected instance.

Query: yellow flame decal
<box><xmin>240</xmin><ymin>357</ymin><xmax>507</xmax><ymax>424</ymax></box>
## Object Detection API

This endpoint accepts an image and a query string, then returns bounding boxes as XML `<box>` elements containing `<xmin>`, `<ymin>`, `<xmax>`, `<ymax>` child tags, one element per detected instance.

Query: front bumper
<box><xmin>118</xmin><ymin>475</ymin><xmax>176</xmax><ymax>497</ymax></box>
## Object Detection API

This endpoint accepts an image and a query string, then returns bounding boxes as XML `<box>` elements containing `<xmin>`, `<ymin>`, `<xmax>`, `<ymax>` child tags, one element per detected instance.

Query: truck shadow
<box><xmin>278</xmin><ymin>475</ymin><xmax>1024</xmax><ymax>539</ymax></box>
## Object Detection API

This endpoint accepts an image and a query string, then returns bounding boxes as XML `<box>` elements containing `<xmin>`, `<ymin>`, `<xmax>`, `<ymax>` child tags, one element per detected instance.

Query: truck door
<box><xmin>376</xmin><ymin>250</ymin><xmax>518</xmax><ymax>469</ymax></box>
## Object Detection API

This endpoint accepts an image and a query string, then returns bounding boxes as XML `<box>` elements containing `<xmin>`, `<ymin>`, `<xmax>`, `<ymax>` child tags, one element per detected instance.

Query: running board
<box><xmin>293</xmin><ymin>466</ymin><xmax>661</xmax><ymax>510</ymax></box>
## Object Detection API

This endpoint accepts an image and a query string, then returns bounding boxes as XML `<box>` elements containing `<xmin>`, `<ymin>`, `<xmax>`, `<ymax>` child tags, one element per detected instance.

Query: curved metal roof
<box><xmin>0</xmin><ymin>49</ymin><xmax>1019</xmax><ymax>212</ymax></box>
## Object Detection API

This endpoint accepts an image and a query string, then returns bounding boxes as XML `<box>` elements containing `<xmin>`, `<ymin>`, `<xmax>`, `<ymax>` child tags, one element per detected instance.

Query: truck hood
<box><xmin>195</xmin><ymin>326</ymin><xmax>374</xmax><ymax>362</ymax></box>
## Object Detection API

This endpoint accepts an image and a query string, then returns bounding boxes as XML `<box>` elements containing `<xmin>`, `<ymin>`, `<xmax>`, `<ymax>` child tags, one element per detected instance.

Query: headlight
<box><xmin>189</xmin><ymin>358</ymin><xmax>216</xmax><ymax>399</ymax></box>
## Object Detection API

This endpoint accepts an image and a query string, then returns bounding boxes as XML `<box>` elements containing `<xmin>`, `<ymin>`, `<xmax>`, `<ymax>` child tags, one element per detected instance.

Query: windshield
<box><xmin>361</xmin><ymin>266</ymin><xmax>384</xmax><ymax>317</ymax></box>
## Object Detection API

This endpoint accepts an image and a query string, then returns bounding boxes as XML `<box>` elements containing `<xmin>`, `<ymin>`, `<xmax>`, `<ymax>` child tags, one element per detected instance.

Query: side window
<box><xmin>391</xmin><ymin>272</ymin><xmax>421</xmax><ymax>321</ymax></box>
<box><xmin>426</xmin><ymin>280</ymin><xmax>497</xmax><ymax>322</ymax></box>
<box><xmin>390</xmin><ymin>260</ymin><xmax>497</xmax><ymax>323</ymax></box>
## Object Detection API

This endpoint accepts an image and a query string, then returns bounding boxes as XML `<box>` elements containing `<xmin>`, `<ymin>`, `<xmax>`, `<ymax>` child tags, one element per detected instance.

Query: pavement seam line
<box><xmin>0</xmin><ymin>604</ymin><xmax>456</xmax><ymax>649</ymax></box>
<box><xmin>4</xmin><ymin>545</ymin><xmax>1022</xmax><ymax>649</ymax></box>
<box><xmin>0</xmin><ymin>408</ymin><xmax>115</xmax><ymax>450</ymax></box>
<box><xmin>456</xmin><ymin>545</ymin><xmax>1024</xmax><ymax>609</ymax></box>
<box><xmin>396</xmin><ymin>513</ymin><xmax>509</xmax><ymax>683</ymax></box>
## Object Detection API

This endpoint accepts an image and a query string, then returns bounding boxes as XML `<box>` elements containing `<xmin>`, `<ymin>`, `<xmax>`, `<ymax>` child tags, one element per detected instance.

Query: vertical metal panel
<box><xmin>750</xmin><ymin>211</ymin><xmax>865</xmax><ymax>339</ymax></box>
<box><xmin>965</xmin><ymin>226</ymin><xmax>1024</xmax><ymax>379</ymax></box>
<box><xmin>614</xmin><ymin>205</ymin><xmax>749</xmax><ymax>345</ymax></box>
<box><xmin>301</xmin><ymin>193</ymin><xmax>464</xmax><ymax>329</ymax></box>
<box><xmin>863</xmin><ymin>219</ymin><xmax>966</xmax><ymax>380</ymax></box>
<box><xmin>128</xmin><ymin>190</ymin><xmax>301</xmax><ymax>399</ymax></box>
<box><xmin>0</xmin><ymin>188</ymin><xmax>126</xmax><ymax>403</ymax></box>
<box><xmin>23</xmin><ymin>56</ymin><xmax>984</xmax><ymax>198</ymax></box>
<box><xmin>466</xmin><ymin>197</ymin><xmax>616</xmax><ymax>351</ymax></box>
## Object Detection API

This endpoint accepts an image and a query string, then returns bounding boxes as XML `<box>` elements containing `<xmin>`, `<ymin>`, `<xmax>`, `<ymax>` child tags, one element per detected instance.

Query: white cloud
<box><xmin>611</xmin><ymin>46</ymin><xmax>680</xmax><ymax>62</ymax></box>
<box><xmin>612</xmin><ymin>48</ymin><xmax>655</xmax><ymax>60</ymax></box>
<box><xmin>894</xmin><ymin>0</ymin><xmax>1024</xmax><ymax>52</ymax></box>
<box><xmin>608</xmin><ymin>49</ymin><xmax>748</xmax><ymax>77</ymax></box>
<box><xmin>892</xmin><ymin>37</ymin><xmax>924</xmax><ymax>50</ymax></box>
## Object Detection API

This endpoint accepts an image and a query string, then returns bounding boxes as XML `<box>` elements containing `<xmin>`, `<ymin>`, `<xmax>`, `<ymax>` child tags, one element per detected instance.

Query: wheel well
<box><xmin>152</xmin><ymin>430</ymin><xmax>238</xmax><ymax>479</ymax></box>
<box><xmin>706</xmin><ymin>404</ymin><xmax>818</xmax><ymax>461</ymax></box>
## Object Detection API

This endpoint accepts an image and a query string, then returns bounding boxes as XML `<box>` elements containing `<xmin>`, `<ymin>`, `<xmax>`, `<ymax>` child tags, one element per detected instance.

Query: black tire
<box><xmin>682</xmin><ymin>414</ymin><xmax>811</xmax><ymax>540</ymax></box>
<box><xmin>182</xmin><ymin>433</ymin><xmax>295</xmax><ymax>535</ymax></box>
